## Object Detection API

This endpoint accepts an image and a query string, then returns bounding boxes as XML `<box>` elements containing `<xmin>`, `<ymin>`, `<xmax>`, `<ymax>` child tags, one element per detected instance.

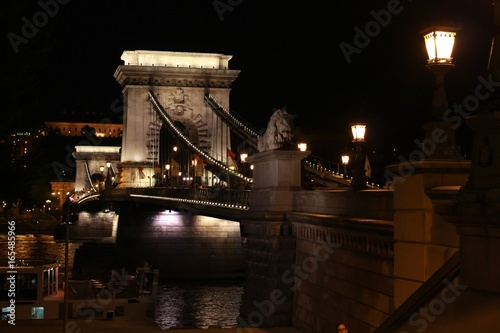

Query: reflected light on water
<box><xmin>155</xmin><ymin>279</ymin><xmax>244</xmax><ymax>329</ymax></box>
<box><xmin>0</xmin><ymin>234</ymin><xmax>82</xmax><ymax>278</ymax></box>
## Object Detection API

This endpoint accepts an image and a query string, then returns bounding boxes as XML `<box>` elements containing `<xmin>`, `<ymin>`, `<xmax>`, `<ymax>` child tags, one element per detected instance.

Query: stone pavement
<box><xmin>1</xmin><ymin>317</ymin><xmax>302</xmax><ymax>333</ymax></box>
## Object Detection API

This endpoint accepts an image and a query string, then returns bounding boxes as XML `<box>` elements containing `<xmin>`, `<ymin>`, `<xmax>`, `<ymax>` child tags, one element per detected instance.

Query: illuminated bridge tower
<box><xmin>114</xmin><ymin>50</ymin><xmax>240</xmax><ymax>188</ymax></box>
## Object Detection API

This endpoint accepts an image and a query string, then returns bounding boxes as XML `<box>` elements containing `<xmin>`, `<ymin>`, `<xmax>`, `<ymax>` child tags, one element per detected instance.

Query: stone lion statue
<box><xmin>258</xmin><ymin>109</ymin><xmax>294</xmax><ymax>152</ymax></box>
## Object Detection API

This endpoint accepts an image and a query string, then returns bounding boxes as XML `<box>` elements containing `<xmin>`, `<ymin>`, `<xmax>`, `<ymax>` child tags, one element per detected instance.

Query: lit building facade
<box><xmin>44</xmin><ymin>122</ymin><xmax>123</xmax><ymax>137</ymax></box>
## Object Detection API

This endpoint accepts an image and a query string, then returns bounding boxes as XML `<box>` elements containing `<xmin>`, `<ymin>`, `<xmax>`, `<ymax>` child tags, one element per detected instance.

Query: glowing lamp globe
<box><xmin>240</xmin><ymin>153</ymin><xmax>248</xmax><ymax>163</ymax></box>
<box><xmin>298</xmin><ymin>143</ymin><xmax>307</xmax><ymax>152</ymax></box>
<box><xmin>351</xmin><ymin>124</ymin><xmax>366</xmax><ymax>142</ymax></box>
<box><xmin>342</xmin><ymin>155</ymin><xmax>350</xmax><ymax>165</ymax></box>
<box><xmin>423</xmin><ymin>28</ymin><xmax>456</xmax><ymax>64</ymax></box>
<box><xmin>165</xmin><ymin>164</ymin><xmax>170</xmax><ymax>170</ymax></box>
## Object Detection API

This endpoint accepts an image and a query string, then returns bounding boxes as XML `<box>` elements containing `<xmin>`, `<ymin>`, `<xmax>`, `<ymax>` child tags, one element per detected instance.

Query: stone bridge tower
<box><xmin>114</xmin><ymin>50</ymin><xmax>240</xmax><ymax>188</ymax></box>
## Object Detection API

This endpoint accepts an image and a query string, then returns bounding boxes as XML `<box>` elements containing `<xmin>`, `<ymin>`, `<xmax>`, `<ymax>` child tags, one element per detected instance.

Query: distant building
<box><xmin>10</xmin><ymin>131</ymin><xmax>32</xmax><ymax>160</ymax></box>
<box><xmin>44</xmin><ymin>122</ymin><xmax>123</xmax><ymax>138</ymax></box>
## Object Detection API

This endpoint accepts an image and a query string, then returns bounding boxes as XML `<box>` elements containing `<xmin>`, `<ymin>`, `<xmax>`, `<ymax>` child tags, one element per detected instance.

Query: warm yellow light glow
<box><xmin>66</xmin><ymin>192</ymin><xmax>70</xmax><ymax>195</ymax></box>
<box><xmin>165</xmin><ymin>164</ymin><xmax>171</xmax><ymax>170</ymax></box>
<box><xmin>121</xmin><ymin>50</ymin><xmax>232</xmax><ymax>69</ymax></box>
<box><xmin>173</xmin><ymin>146</ymin><xmax>178</xmax><ymax>152</ymax></box>
<box><xmin>178</xmin><ymin>172</ymin><xmax>182</xmax><ymax>176</ymax></box>
<box><xmin>192</xmin><ymin>160</ymin><xmax>196</xmax><ymax>166</ymax></box>
<box><xmin>423</xmin><ymin>29</ymin><xmax>456</xmax><ymax>64</ymax></box>
<box><xmin>298</xmin><ymin>143</ymin><xmax>307</xmax><ymax>152</ymax></box>
<box><xmin>342</xmin><ymin>155</ymin><xmax>350</xmax><ymax>165</ymax></box>
<box><xmin>240</xmin><ymin>153</ymin><xmax>248</xmax><ymax>163</ymax></box>
<box><xmin>46</xmin><ymin>200</ymin><xmax>51</xmax><ymax>203</ymax></box>
<box><xmin>351</xmin><ymin>124</ymin><xmax>366</xmax><ymax>142</ymax></box>
<box><xmin>106</xmin><ymin>162</ymin><xmax>111</xmax><ymax>168</ymax></box>
<box><xmin>100</xmin><ymin>166</ymin><xmax>104</xmax><ymax>172</ymax></box>
<box><xmin>250</xmin><ymin>165</ymin><xmax>254</xmax><ymax>170</ymax></box>
<box><xmin>229</xmin><ymin>166</ymin><xmax>237</xmax><ymax>170</ymax></box>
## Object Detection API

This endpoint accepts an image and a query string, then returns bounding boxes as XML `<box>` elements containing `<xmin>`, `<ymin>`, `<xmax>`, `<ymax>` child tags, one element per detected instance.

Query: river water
<box><xmin>155</xmin><ymin>279</ymin><xmax>244</xmax><ymax>329</ymax></box>
<box><xmin>0</xmin><ymin>234</ymin><xmax>244</xmax><ymax>329</ymax></box>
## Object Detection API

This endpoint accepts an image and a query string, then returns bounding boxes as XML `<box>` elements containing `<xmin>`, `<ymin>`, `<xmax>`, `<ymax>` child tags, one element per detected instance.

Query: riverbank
<box><xmin>1</xmin><ymin>317</ymin><xmax>302</xmax><ymax>332</ymax></box>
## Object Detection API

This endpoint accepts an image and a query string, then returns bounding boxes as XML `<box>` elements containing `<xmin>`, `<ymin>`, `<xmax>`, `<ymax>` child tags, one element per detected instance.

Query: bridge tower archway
<box><xmin>115</xmin><ymin>50</ymin><xmax>240</xmax><ymax>188</ymax></box>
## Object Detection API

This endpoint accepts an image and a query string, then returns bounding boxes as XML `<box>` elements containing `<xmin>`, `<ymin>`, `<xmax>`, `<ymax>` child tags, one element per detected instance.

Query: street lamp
<box><xmin>421</xmin><ymin>26</ymin><xmax>461</xmax><ymax>159</ymax></box>
<box><xmin>99</xmin><ymin>166</ymin><xmax>104</xmax><ymax>172</ymax></box>
<box><xmin>351</xmin><ymin>124</ymin><xmax>366</xmax><ymax>142</ymax></box>
<box><xmin>106</xmin><ymin>162</ymin><xmax>111</xmax><ymax>168</ymax></box>
<box><xmin>298</xmin><ymin>143</ymin><xmax>307</xmax><ymax>152</ymax></box>
<box><xmin>341</xmin><ymin>154</ymin><xmax>350</xmax><ymax>177</ymax></box>
<box><xmin>349</xmin><ymin>123</ymin><xmax>367</xmax><ymax>190</ymax></box>
<box><xmin>423</xmin><ymin>29</ymin><xmax>456</xmax><ymax>64</ymax></box>
<box><xmin>240</xmin><ymin>153</ymin><xmax>248</xmax><ymax>163</ymax></box>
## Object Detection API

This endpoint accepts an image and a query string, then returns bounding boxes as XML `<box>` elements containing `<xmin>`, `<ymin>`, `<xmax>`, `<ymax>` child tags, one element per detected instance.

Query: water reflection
<box><xmin>0</xmin><ymin>234</ymin><xmax>81</xmax><ymax>278</ymax></box>
<box><xmin>155</xmin><ymin>279</ymin><xmax>244</xmax><ymax>329</ymax></box>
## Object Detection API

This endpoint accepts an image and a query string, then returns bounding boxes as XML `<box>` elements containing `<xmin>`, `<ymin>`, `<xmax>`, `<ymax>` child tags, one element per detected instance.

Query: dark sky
<box><xmin>0</xmin><ymin>0</ymin><xmax>494</xmax><ymax>159</ymax></box>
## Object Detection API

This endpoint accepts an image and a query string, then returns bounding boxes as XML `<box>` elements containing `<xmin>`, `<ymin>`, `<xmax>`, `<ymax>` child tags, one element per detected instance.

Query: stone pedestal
<box><xmin>248</xmin><ymin>150</ymin><xmax>309</xmax><ymax>212</ymax></box>
<box><xmin>386</xmin><ymin>159</ymin><xmax>470</xmax><ymax>308</ymax></box>
<box><xmin>239</xmin><ymin>150</ymin><xmax>308</xmax><ymax>327</ymax></box>
<box><xmin>450</xmin><ymin>112</ymin><xmax>500</xmax><ymax>294</ymax></box>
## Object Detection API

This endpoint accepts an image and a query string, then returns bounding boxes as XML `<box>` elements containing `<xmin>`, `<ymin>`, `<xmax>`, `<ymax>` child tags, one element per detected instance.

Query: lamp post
<box><xmin>350</xmin><ymin>123</ymin><xmax>367</xmax><ymax>190</ymax></box>
<box><xmin>422</xmin><ymin>27</ymin><xmax>461</xmax><ymax>159</ymax></box>
<box><xmin>165</xmin><ymin>164</ymin><xmax>170</xmax><ymax>186</ymax></box>
<box><xmin>298</xmin><ymin>143</ymin><xmax>307</xmax><ymax>152</ymax></box>
<box><xmin>341</xmin><ymin>154</ymin><xmax>350</xmax><ymax>177</ymax></box>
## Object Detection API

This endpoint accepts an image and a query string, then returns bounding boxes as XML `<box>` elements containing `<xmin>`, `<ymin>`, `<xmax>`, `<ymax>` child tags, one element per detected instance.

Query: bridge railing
<box><xmin>129</xmin><ymin>187</ymin><xmax>250</xmax><ymax>209</ymax></box>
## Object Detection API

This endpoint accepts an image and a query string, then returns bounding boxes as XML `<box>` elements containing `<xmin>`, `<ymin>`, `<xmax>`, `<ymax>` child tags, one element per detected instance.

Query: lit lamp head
<box><xmin>240</xmin><ymin>153</ymin><xmax>248</xmax><ymax>163</ymax></box>
<box><xmin>165</xmin><ymin>164</ymin><xmax>170</xmax><ymax>170</ymax></box>
<box><xmin>341</xmin><ymin>154</ymin><xmax>350</xmax><ymax>165</ymax></box>
<box><xmin>298</xmin><ymin>143</ymin><xmax>307</xmax><ymax>152</ymax></box>
<box><xmin>99</xmin><ymin>166</ymin><xmax>104</xmax><ymax>172</ymax></box>
<box><xmin>173</xmin><ymin>146</ymin><xmax>178</xmax><ymax>152</ymax></box>
<box><xmin>423</xmin><ymin>27</ymin><xmax>457</xmax><ymax>65</ymax></box>
<box><xmin>106</xmin><ymin>162</ymin><xmax>111</xmax><ymax>168</ymax></box>
<box><xmin>351</xmin><ymin>124</ymin><xmax>366</xmax><ymax>143</ymax></box>
<box><xmin>178</xmin><ymin>172</ymin><xmax>182</xmax><ymax>176</ymax></box>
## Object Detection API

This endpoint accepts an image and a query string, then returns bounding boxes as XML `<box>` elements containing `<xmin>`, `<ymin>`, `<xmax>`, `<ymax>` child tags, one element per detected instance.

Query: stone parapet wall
<box><xmin>288</xmin><ymin>212</ymin><xmax>394</xmax><ymax>333</ymax></box>
<box><xmin>293</xmin><ymin>190</ymin><xmax>393</xmax><ymax>221</ymax></box>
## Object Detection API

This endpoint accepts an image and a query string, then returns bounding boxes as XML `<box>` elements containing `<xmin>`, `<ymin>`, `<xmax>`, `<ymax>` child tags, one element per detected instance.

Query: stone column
<box><xmin>386</xmin><ymin>159</ymin><xmax>470</xmax><ymax>308</ymax></box>
<box><xmin>239</xmin><ymin>150</ymin><xmax>308</xmax><ymax>327</ymax></box>
<box><xmin>451</xmin><ymin>111</ymin><xmax>500</xmax><ymax>295</ymax></box>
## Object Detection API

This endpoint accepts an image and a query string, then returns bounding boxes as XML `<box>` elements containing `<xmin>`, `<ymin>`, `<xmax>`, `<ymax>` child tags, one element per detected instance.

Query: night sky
<box><xmin>0</xmin><ymin>0</ymin><xmax>494</xmax><ymax>160</ymax></box>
